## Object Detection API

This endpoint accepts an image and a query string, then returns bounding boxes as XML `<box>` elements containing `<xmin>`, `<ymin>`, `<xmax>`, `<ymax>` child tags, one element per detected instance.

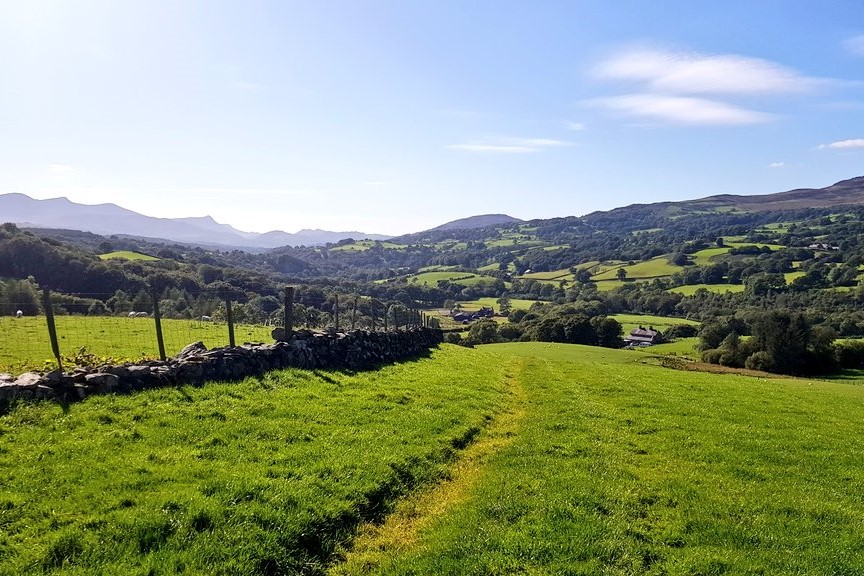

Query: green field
<box><xmin>610</xmin><ymin>313</ymin><xmax>699</xmax><ymax>334</ymax></box>
<box><xmin>0</xmin><ymin>317</ymin><xmax>273</xmax><ymax>373</ymax></box>
<box><xmin>329</xmin><ymin>241</ymin><xmax>405</xmax><ymax>252</ymax></box>
<box><xmin>456</xmin><ymin>297</ymin><xmax>537</xmax><ymax>312</ymax></box>
<box><xmin>519</xmin><ymin>269</ymin><xmax>573</xmax><ymax>281</ymax></box>
<box><xmin>592</xmin><ymin>257</ymin><xmax>684</xmax><ymax>281</ymax></box>
<box><xmin>5</xmin><ymin>342</ymin><xmax>864</xmax><ymax>574</ymax></box>
<box><xmin>0</xmin><ymin>346</ymin><xmax>508</xmax><ymax>575</ymax></box>
<box><xmin>98</xmin><ymin>251</ymin><xmax>159</xmax><ymax>261</ymax></box>
<box><xmin>336</xmin><ymin>343</ymin><xmax>864</xmax><ymax>575</ymax></box>
<box><xmin>667</xmin><ymin>283</ymin><xmax>746</xmax><ymax>296</ymax></box>
<box><xmin>690</xmin><ymin>247</ymin><xmax>730</xmax><ymax>266</ymax></box>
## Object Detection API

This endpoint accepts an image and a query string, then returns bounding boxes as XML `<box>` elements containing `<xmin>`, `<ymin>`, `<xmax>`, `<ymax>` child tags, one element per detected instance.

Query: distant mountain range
<box><xmin>3</xmin><ymin>177</ymin><xmax>864</xmax><ymax>249</ymax></box>
<box><xmin>0</xmin><ymin>193</ymin><xmax>391</xmax><ymax>249</ymax></box>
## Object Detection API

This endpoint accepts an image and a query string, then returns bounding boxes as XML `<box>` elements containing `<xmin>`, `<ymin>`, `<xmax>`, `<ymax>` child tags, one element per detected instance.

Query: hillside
<box><xmin>430</xmin><ymin>214</ymin><xmax>523</xmax><ymax>231</ymax></box>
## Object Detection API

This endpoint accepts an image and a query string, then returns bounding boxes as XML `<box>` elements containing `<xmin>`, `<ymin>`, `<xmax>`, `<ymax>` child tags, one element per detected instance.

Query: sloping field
<box><xmin>5</xmin><ymin>343</ymin><xmax>864</xmax><ymax>574</ymax></box>
<box><xmin>98</xmin><ymin>251</ymin><xmax>159</xmax><ymax>261</ymax></box>
<box><xmin>0</xmin><ymin>346</ymin><xmax>509</xmax><ymax>575</ymax></box>
<box><xmin>667</xmin><ymin>283</ymin><xmax>745</xmax><ymax>296</ymax></box>
<box><xmin>593</xmin><ymin>257</ymin><xmax>684</xmax><ymax>281</ymax></box>
<box><xmin>341</xmin><ymin>343</ymin><xmax>864</xmax><ymax>575</ymax></box>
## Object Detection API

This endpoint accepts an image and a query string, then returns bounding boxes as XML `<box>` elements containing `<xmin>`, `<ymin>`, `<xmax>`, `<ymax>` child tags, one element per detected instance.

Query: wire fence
<box><xmin>1</xmin><ymin>287</ymin><xmax>439</xmax><ymax>374</ymax></box>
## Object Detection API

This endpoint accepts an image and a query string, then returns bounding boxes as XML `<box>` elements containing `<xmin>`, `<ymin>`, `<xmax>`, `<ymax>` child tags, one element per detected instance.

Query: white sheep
<box><xmin>16</xmin><ymin>310</ymin><xmax>23</xmax><ymax>318</ymax></box>
<box><xmin>200</xmin><ymin>315</ymin><xmax>212</xmax><ymax>322</ymax></box>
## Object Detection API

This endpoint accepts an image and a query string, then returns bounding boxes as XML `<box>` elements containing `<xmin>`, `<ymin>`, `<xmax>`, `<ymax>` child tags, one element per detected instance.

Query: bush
<box><xmin>835</xmin><ymin>340</ymin><xmax>864</xmax><ymax>368</ymax></box>
<box><xmin>443</xmin><ymin>332</ymin><xmax>463</xmax><ymax>345</ymax></box>
<box><xmin>665</xmin><ymin>324</ymin><xmax>698</xmax><ymax>339</ymax></box>
<box><xmin>745</xmin><ymin>351</ymin><xmax>774</xmax><ymax>372</ymax></box>
<box><xmin>701</xmin><ymin>348</ymin><xmax>723</xmax><ymax>364</ymax></box>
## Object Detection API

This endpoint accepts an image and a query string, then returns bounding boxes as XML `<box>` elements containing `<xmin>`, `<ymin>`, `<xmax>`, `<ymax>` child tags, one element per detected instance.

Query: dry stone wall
<box><xmin>0</xmin><ymin>328</ymin><xmax>443</xmax><ymax>410</ymax></box>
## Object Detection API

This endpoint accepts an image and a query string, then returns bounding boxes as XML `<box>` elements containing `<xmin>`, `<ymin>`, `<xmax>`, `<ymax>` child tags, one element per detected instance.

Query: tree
<box><xmin>496</xmin><ymin>296</ymin><xmax>512</xmax><ymax>315</ymax></box>
<box><xmin>616</xmin><ymin>268</ymin><xmax>627</xmax><ymax>281</ymax></box>
<box><xmin>465</xmin><ymin>319</ymin><xmax>500</xmax><ymax>345</ymax></box>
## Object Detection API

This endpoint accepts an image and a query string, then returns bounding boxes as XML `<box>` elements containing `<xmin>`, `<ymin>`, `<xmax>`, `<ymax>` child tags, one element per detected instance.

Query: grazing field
<box><xmin>0</xmin><ymin>346</ymin><xmax>509</xmax><ymax>575</ymax></box>
<box><xmin>340</xmin><ymin>342</ymin><xmax>864</xmax><ymax>575</ymax></box>
<box><xmin>667</xmin><ymin>283</ymin><xmax>745</xmax><ymax>296</ymax></box>
<box><xmin>98</xmin><ymin>251</ymin><xmax>159</xmax><ymax>261</ymax></box>
<box><xmin>456</xmin><ymin>297</ymin><xmax>537</xmax><ymax>312</ymax></box>
<box><xmin>518</xmin><ymin>269</ymin><xmax>572</xmax><ymax>281</ymax></box>
<box><xmin>0</xmin><ymin>316</ymin><xmax>272</xmax><ymax>373</ymax></box>
<box><xmin>405</xmin><ymin>272</ymin><xmax>488</xmax><ymax>287</ymax></box>
<box><xmin>690</xmin><ymin>247</ymin><xmax>730</xmax><ymax>266</ymax></box>
<box><xmin>610</xmin><ymin>313</ymin><xmax>698</xmax><ymax>333</ymax></box>
<box><xmin>592</xmin><ymin>257</ymin><xmax>684</xmax><ymax>281</ymax></box>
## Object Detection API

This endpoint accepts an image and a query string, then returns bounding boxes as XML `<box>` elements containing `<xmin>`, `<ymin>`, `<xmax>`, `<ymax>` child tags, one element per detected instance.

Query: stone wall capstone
<box><xmin>0</xmin><ymin>327</ymin><xmax>443</xmax><ymax>410</ymax></box>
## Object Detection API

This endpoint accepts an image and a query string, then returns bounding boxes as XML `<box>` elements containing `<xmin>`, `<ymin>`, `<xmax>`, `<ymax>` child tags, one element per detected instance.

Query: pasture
<box><xmin>3</xmin><ymin>342</ymin><xmax>864</xmax><ymax>574</ymax></box>
<box><xmin>610</xmin><ymin>313</ymin><xmax>698</xmax><ymax>334</ymax></box>
<box><xmin>592</xmin><ymin>257</ymin><xmax>684</xmax><ymax>281</ymax></box>
<box><xmin>98</xmin><ymin>251</ymin><xmax>159</xmax><ymax>261</ymax></box>
<box><xmin>0</xmin><ymin>316</ymin><xmax>272</xmax><ymax>373</ymax></box>
<box><xmin>337</xmin><ymin>343</ymin><xmax>864</xmax><ymax>575</ymax></box>
<box><xmin>0</xmin><ymin>346</ymin><xmax>508</xmax><ymax>575</ymax></box>
<box><xmin>667</xmin><ymin>283</ymin><xmax>745</xmax><ymax>296</ymax></box>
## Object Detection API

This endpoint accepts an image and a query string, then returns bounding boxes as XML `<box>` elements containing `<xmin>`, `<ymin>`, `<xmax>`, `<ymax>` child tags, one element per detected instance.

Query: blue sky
<box><xmin>1</xmin><ymin>1</ymin><xmax>863</xmax><ymax>235</ymax></box>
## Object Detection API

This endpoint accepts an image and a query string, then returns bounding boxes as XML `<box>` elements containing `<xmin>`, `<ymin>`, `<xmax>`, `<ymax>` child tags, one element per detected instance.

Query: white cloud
<box><xmin>595</xmin><ymin>47</ymin><xmax>819</xmax><ymax>95</ymax></box>
<box><xmin>48</xmin><ymin>163</ymin><xmax>77</xmax><ymax>174</ymax></box>
<box><xmin>564</xmin><ymin>121</ymin><xmax>585</xmax><ymax>131</ymax></box>
<box><xmin>845</xmin><ymin>35</ymin><xmax>864</xmax><ymax>57</ymax></box>
<box><xmin>592</xmin><ymin>94</ymin><xmax>772</xmax><ymax>126</ymax></box>
<box><xmin>448</xmin><ymin>137</ymin><xmax>571</xmax><ymax>154</ymax></box>
<box><xmin>769</xmin><ymin>162</ymin><xmax>786</xmax><ymax>168</ymax></box>
<box><xmin>819</xmin><ymin>139</ymin><xmax>864</xmax><ymax>149</ymax></box>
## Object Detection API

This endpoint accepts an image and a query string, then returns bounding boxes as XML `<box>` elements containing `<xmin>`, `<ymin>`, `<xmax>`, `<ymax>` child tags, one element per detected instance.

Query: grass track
<box><xmin>343</xmin><ymin>343</ymin><xmax>864</xmax><ymax>575</ymax></box>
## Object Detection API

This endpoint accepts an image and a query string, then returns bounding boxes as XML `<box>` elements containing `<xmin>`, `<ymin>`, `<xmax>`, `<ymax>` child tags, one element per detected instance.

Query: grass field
<box><xmin>456</xmin><ymin>297</ymin><xmax>537</xmax><ymax>312</ymax></box>
<box><xmin>0</xmin><ymin>346</ymin><xmax>509</xmax><ymax>575</ymax></box>
<box><xmin>518</xmin><ymin>269</ymin><xmax>573</xmax><ymax>281</ymax></box>
<box><xmin>610</xmin><ymin>313</ymin><xmax>698</xmax><ymax>334</ymax></box>
<box><xmin>0</xmin><ymin>316</ymin><xmax>273</xmax><ymax>373</ymax></box>
<box><xmin>690</xmin><ymin>247</ymin><xmax>730</xmax><ymax>266</ymax></box>
<box><xmin>338</xmin><ymin>343</ymin><xmax>864</xmax><ymax>575</ymax></box>
<box><xmin>405</xmin><ymin>272</ymin><xmax>494</xmax><ymax>287</ymax></box>
<box><xmin>6</xmin><ymin>341</ymin><xmax>864</xmax><ymax>574</ymax></box>
<box><xmin>592</xmin><ymin>257</ymin><xmax>684</xmax><ymax>281</ymax></box>
<box><xmin>667</xmin><ymin>283</ymin><xmax>745</xmax><ymax>296</ymax></box>
<box><xmin>98</xmin><ymin>251</ymin><xmax>159</xmax><ymax>261</ymax></box>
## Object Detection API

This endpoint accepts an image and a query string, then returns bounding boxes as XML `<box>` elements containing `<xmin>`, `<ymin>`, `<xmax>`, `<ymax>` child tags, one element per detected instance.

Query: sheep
<box><xmin>200</xmin><ymin>315</ymin><xmax>212</xmax><ymax>322</ymax></box>
<box><xmin>16</xmin><ymin>310</ymin><xmax>23</xmax><ymax>318</ymax></box>
<box><xmin>128</xmin><ymin>311</ymin><xmax>137</xmax><ymax>317</ymax></box>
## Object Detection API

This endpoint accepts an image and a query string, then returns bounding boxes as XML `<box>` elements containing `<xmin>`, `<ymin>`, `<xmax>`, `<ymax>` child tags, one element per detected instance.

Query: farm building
<box><xmin>624</xmin><ymin>326</ymin><xmax>663</xmax><ymax>347</ymax></box>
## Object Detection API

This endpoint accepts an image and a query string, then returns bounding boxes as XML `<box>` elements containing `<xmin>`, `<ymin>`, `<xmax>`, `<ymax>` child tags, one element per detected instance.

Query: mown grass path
<box><xmin>330</xmin><ymin>357</ymin><xmax>528</xmax><ymax>575</ymax></box>
<box><xmin>342</xmin><ymin>343</ymin><xmax>864</xmax><ymax>575</ymax></box>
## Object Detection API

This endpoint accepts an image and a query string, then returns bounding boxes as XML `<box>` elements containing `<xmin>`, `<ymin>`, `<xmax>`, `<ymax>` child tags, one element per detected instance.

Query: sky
<box><xmin>1</xmin><ymin>1</ymin><xmax>863</xmax><ymax>236</ymax></box>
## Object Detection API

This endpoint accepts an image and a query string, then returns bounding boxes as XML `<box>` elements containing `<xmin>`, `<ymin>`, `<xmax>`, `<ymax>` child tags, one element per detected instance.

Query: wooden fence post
<box><xmin>42</xmin><ymin>288</ymin><xmax>63</xmax><ymax>371</ymax></box>
<box><xmin>284</xmin><ymin>286</ymin><xmax>294</xmax><ymax>337</ymax></box>
<box><xmin>351</xmin><ymin>298</ymin><xmax>358</xmax><ymax>330</ymax></box>
<box><xmin>383</xmin><ymin>304</ymin><xmax>390</xmax><ymax>332</ymax></box>
<box><xmin>151</xmin><ymin>289</ymin><xmax>166</xmax><ymax>361</ymax></box>
<box><xmin>226</xmin><ymin>299</ymin><xmax>236</xmax><ymax>347</ymax></box>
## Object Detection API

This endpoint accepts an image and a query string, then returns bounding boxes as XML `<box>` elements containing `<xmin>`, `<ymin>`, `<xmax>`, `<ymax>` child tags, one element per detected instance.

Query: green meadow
<box><xmin>0</xmin><ymin>316</ymin><xmax>272</xmax><ymax>373</ymax></box>
<box><xmin>0</xmin><ymin>346</ymin><xmax>508</xmax><ymax>575</ymax></box>
<box><xmin>667</xmin><ymin>283</ymin><xmax>746</xmax><ymax>296</ymax></box>
<box><xmin>98</xmin><ymin>251</ymin><xmax>160</xmax><ymax>261</ymax></box>
<box><xmin>4</xmin><ymin>342</ymin><xmax>864</xmax><ymax>574</ymax></box>
<box><xmin>337</xmin><ymin>343</ymin><xmax>864</xmax><ymax>575</ymax></box>
<box><xmin>592</xmin><ymin>257</ymin><xmax>684</xmax><ymax>281</ymax></box>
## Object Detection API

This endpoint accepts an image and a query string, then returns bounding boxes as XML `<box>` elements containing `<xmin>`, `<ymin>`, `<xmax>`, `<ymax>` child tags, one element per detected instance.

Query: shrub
<box><xmin>745</xmin><ymin>351</ymin><xmax>774</xmax><ymax>372</ymax></box>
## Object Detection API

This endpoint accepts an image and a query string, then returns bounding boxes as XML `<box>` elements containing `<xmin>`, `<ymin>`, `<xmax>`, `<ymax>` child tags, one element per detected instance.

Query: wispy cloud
<box><xmin>589</xmin><ymin>46</ymin><xmax>826</xmax><ymax>126</ymax></box>
<box><xmin>769</xmin><ymin>162</ymin><xmax>787</xmax><ymax>168</ymax></box>
<box><xmin>592</xmin><ymin>94</ymin><xmax>771</xmax><ymax>126</ymax></box>
<box><xmin>48</xmin><ymin>163</ymin><xmax>78</xmax><ymax>174</ymax></box>
<box><xmin>818</xmin><ymin>139</ymin><xmax>864</xmax><ymax>149</ymax></box>
<box><xmin>594</xmin><ymin>47</ymin><xmax>820</xmax><ymax>94</ymax></box>
<box><xmin>845</xmin><ymin>35</ymin><xmax>864</xmax><ymax>57</ymax></box>
<box><xmin>448</xmin><ymin>137</ymin><xmax>571</xmax><ymax>154</ymax></box>
<box><xmin>564</xmin><ymin>121</ymin><xmax>585</xmax><ymax>131</ymax></box>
